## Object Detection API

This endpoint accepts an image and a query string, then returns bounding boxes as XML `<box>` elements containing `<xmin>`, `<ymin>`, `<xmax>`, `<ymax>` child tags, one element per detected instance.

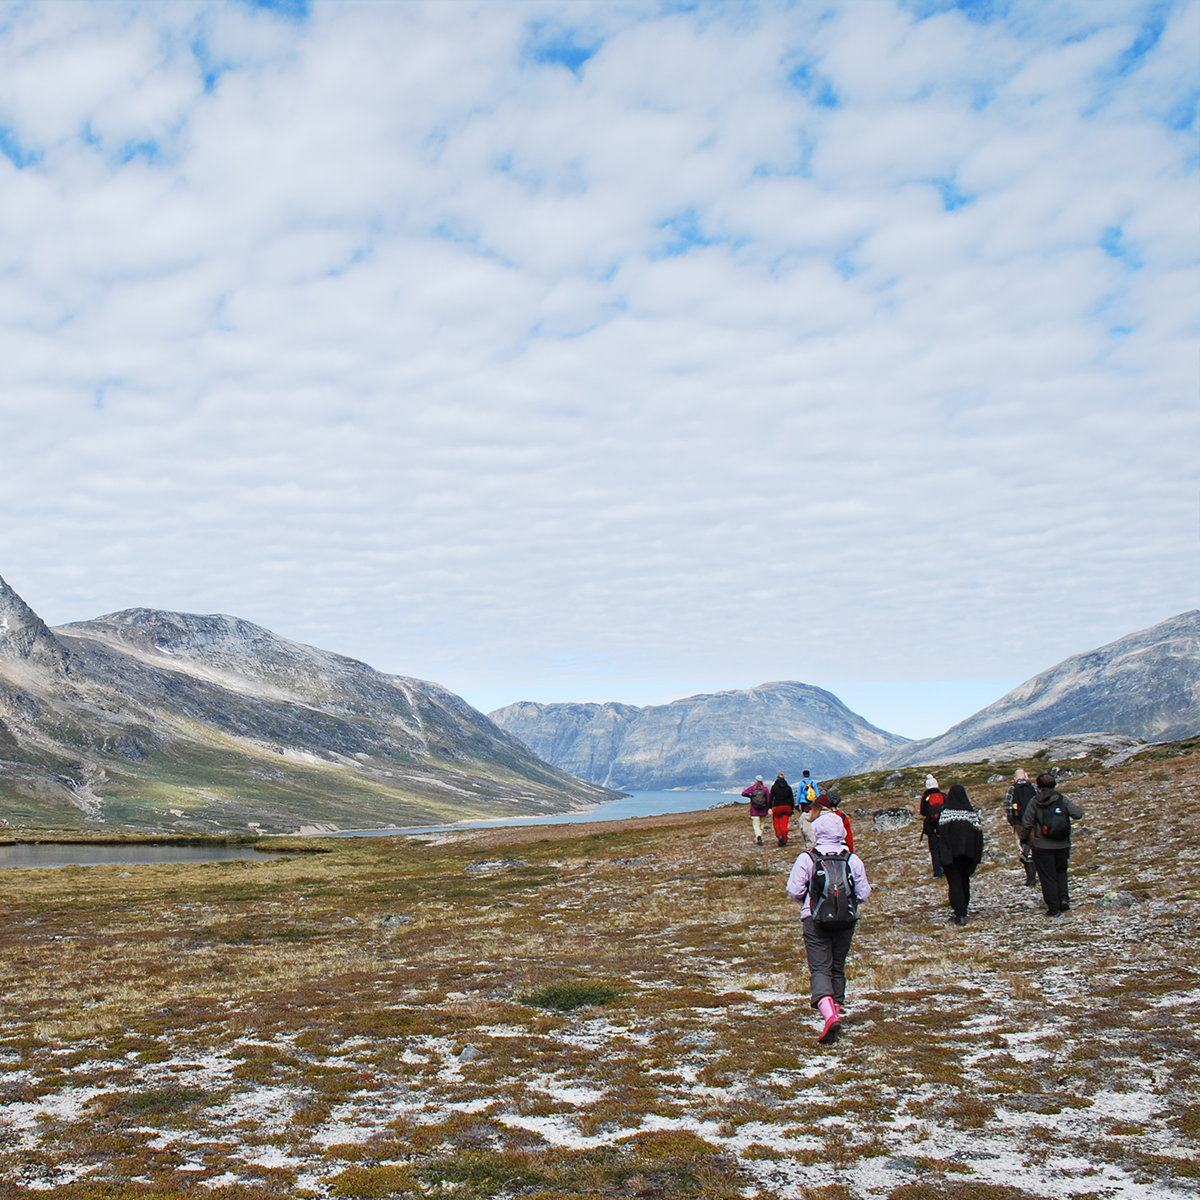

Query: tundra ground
<box><xmin>0</xmin><ymin>743</ymin><xmax>1196</xmax><ymax>1199</ymax></box>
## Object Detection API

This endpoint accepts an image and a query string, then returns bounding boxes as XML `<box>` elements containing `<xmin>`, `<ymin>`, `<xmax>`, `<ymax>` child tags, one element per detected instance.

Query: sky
<box><xmin>0</xmin><ymin>0</ymin><xmax>1195</xmax><ymax>740</ymax></box>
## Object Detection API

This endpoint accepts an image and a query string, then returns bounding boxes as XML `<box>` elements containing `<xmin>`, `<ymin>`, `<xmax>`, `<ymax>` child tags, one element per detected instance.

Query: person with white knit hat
<box><xmin>919</xmin><ymin>774</ymin><xmax>946</xmax><ymax>879</ymax></box>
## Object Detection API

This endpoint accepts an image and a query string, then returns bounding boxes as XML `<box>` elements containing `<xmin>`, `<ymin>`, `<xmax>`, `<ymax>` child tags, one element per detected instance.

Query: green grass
<box><xmin>520</xmin><ymin>982</ymin><xmax>624</xmax><ymax>1010</ymax></box>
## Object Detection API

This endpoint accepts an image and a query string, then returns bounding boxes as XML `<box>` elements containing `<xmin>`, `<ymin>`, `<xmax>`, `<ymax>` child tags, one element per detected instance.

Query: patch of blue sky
<box><xmin>1100</xmin><ymin>225</ymin><xmax>1142</xmax><ymax>270</ymax></box>
<box><xmin>786</xmin><ymin>61</ymin><xmax>839</xmax><ymax>109</ymax></box>
<box><xmin>928</xmin><ymin>176</ymin><xmax>974</xmax><ymax>211</ymax></box>
<box><xmin>904</xmin><ymin>0</ymin><xmax>1012</xmax><ymax>24</ymax></box>
<box><xmin>0</xmin><ymin>125</ymin><xmax>40</xmax><ymax>169</ymax></box>
<box><xmin>236</xmin><ymin>0</ymin><xmax>309</xmax><ymax>22</ymax></box>
<box><xmin>191</xmin><ymin>34</ymin><xmax>233</xmax><ymax>93</ymax></box>
<box><xmin>1165</xmin><ymin>89</ymin><xmax>1199</xmax><ymax>132</ymax></box>
<box><xmin>653</xmin><ymin>209</ymin><xmax>722</xmax><ymax>258</ymax></box>
<box><xmin>117</xmin><ymin>139</ymin><xmax>161</xmax><ymax>166</ymax></box>
<box><xmin>93</xmin><ymin>379</ymin><xmax>120</xmax><ymax>411</ymax></box>
<box><xmin>1112</xmin><ymin>3</ymin><xmax>1168</xmax><ymax>78</ymax></box>
<box><xmin>833</xmin><ymin>246</ymin><xmax>860</xmax><ymax>279</ymax></box>
<box><xmin>524</xmin><ymin>22</ymin><xmax>601</xmax><ymax>76</ymax></box>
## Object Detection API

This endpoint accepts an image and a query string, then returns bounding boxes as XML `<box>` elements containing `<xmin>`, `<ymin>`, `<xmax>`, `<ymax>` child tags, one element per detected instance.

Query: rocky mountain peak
<box><xmin>0</xmin><ymin>575</ymin><xmax>66</xmax><ymax>670</ymax></box>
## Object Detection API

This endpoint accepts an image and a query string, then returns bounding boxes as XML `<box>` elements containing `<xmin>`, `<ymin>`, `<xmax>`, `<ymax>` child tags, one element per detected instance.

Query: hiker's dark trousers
<box><xmin>802</xmin><ymin>917</ymin><xmax>855</xmax><ymax>1007</ymax></box>
<box><xmin>927</xmin><ymin>830</ymin><xmax>943</xmax><ymax>877</ymax></box>
<box><xmin>1032</xmin><ymin>847</ymin><xmax>1071</xmax><ymax>913</ymax></box>
<box><xmin>943</xmin><ymin>855</ymin><xmax>976</xmax><ymax>918</ymax></box>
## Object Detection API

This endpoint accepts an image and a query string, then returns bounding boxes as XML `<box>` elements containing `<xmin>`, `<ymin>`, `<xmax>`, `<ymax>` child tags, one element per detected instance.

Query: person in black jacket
<box><xmin>919</xmin><ymin>775</ymin><xmax>945</xmax><ymax>878</ymax></box>
<box><xmin>769</xmin><ymin>774</ymin><xmax>795</xmax><ymax>847</ymax></box>
<box><xmin>1003</xmin><ymin>768</ymin><xmax>1039</xmax><ymax>886</ymax></box>
<box><xmin>938</xmin><ymin>784</ymin><xmax>984</xmax><ymax>925</ymax></box>
<box><xmin>1021</xmin><ymin>773</ymin><xmax>1084</xmax><ymax>917</ymax></box>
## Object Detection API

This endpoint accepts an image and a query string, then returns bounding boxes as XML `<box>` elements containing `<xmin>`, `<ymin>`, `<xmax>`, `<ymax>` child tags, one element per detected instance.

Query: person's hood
<box><xmin>812</xmin><ymin>811</ymin><xmax>847</xmax><ymax>848</ymax></box>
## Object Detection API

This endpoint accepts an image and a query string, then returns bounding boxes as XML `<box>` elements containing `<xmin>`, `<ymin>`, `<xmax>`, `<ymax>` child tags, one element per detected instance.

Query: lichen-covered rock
<box><xmin>873</xmin><ymin>807</ymin><xmax>914</xmax><ymax>831</ymax></box>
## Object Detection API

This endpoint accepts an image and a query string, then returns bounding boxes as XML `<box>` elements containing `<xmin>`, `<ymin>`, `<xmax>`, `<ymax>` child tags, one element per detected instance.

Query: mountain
<box><xmin>489</xmin><ymin>682</ymin><xmax>910</xmax><ymax>791</ymax></box>
<box><xmin>869</xmin><ymin>611</ymin><xmax>1200</xmax><ymax>768</ymax></box>
<box><xmin>0</xmin><ymin>576</ymin><xmax>611</xmax><ymax>833</ymax></box>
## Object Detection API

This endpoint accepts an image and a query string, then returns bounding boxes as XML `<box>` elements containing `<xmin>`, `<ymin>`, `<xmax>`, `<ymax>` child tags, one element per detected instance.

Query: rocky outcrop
<box><xmin>0</xmin><ymin>576</ymin><xmax>611</xmax><ymax>832</ymax></box>
<box><xmin>869</xmin><ymin>612</ymin><xmax>1200</xmax><ymax>769</ymax></box>
<box><xmin>490</xmin><ymin>682</ymin><xmax>910</xmax><ymax>790</ymax></box>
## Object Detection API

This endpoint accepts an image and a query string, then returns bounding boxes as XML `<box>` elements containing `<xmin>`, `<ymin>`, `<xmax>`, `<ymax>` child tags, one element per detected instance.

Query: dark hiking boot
<box><xmin>755</xmin><ymin>835</ymin><xmax>763</xmax><ymax>846</ymax></box>
<box><xmin>776</xmin><ymin>837</ymin><xmax>785</xmax><ymax>847</ymax></box>
<box><xmin>955</xmin><ymin>914</ymin><xmax>967</xmax><ymax>926</ymax></box>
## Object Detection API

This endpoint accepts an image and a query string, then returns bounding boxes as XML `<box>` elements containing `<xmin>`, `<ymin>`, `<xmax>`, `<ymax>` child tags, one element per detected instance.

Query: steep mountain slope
<box><xmin>490</xmin><ymin>682</ymin><xmax>909</xmax><ymax>790</ymax></box>
<box><xmin>871</xmin><ymin>611</ymin><xmax>1200</xmax><ymax>768</ymax></box>
<box><xmin>0</xmin><ymin>577</ymin><xmax>610</xmax><ymax>832</ymax></box>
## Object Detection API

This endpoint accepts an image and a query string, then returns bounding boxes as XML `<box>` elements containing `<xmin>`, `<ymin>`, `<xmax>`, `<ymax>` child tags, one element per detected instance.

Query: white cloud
<box><xmin>0</xmin><ymin>0</ymin><xmax>1195</xmax><ymax>734</ymax></box>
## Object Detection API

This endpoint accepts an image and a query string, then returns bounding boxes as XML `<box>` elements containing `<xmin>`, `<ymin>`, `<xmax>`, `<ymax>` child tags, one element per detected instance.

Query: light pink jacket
<box><xmin>786</xmin><ymin>813</ymin><xmax>872</xmax><ymax>919</ymax></box>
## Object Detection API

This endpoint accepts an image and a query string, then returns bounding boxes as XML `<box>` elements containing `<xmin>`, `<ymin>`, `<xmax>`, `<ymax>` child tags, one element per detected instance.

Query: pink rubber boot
<box><xmin>817</xmin><ymin>996</ymin><xmax>842</xmax><ymax>1045</ymax></box>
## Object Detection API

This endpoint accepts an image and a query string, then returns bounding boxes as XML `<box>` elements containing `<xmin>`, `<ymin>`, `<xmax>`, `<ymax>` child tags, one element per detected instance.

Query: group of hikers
<box><xmin>741</xmin><ymin>768</ymin><xmax>1083</xmax><ymax>1046</ymax></box>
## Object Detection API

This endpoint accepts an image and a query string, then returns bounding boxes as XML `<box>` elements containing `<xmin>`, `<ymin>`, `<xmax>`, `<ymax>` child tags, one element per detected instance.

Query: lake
<box><xmin>0</xmin><ymin>791</ymin><xmax>740</xmax><ymax>866</ymax></box>
<box><xmin>332</xmin><ymin>789</ymin><xmax>737</xmax><ymax>837</ymax></box>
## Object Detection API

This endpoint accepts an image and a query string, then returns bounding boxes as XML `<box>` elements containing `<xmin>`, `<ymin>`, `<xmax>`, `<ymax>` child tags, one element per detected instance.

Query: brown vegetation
<box><xmin>0</xmin><ymin>744</ymin><xmax>1195</xmax><ymax>1197</ymax></box>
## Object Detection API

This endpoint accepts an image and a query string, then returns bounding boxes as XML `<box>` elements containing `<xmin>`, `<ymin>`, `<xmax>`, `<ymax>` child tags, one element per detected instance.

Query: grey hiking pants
<box><xmin>801</xmin><ymin>916</ymin><xmax>856</xmax><ymax>1008</ymax></box>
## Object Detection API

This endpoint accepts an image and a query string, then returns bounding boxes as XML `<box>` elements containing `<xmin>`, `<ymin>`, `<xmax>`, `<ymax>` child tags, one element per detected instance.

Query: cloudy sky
<box><xmin>0</xmin><ymin>0</ymin><xmax>1195</xmax><ymax>737</ymax></box>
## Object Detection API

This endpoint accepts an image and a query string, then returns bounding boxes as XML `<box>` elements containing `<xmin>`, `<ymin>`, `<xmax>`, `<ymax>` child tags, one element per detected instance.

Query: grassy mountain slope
<box><xmin>0</xmin><ymin>578</ymin><xmax>611</xmax><ymax>832</ymax></box>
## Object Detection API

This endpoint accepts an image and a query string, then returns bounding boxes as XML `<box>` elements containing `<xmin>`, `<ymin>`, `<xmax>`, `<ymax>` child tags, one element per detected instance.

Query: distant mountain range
<box><xmin>488</xmin><ymin>682</ymin><xmax>910</xmax><ymax>791</ymax></box>
<box><xmin>868</xmin><ymin>610</ymin><xmax>1200</xmax><ymax>769</ymax></box>
<box><xmin>0</xmin><ymin>576</ymin><xmax>610</xmax><ymax>833</ymax></box>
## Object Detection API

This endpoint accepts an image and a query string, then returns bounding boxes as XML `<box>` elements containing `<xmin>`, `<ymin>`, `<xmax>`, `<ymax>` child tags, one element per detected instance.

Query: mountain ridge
<box><xmin>0</xmin><ymin>577</ymin><xmax>611</xmax><ymax>833</ymax></box>
<box><xmin>866</xmin><ymin>610</ymin><xmax>1200</xmax><ymax>769</ymax></box>
<box><xmin>490</xmin><ymin>681</ymin><xmax>910</xmax><ymax>790</ymax></box>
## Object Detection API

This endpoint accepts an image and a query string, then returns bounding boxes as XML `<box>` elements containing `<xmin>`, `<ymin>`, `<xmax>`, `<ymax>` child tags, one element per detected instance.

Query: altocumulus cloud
<box><xmin>0</xmin><ymin>0</ymin><xmax>1194</xmax><ymax>720</ymax></box>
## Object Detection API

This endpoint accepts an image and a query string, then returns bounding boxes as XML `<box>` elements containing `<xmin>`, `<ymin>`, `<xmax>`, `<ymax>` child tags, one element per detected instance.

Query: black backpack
<box><xmin>1038</xmin><ymin>793</ymin><xmax>1071</xmax><ymax>841</ymax></box>
<box><xmin>807</xmin><ymin>849</ymin><xmax>859</xmax><ymax>929</ymax></box>
<box><xmin>1007</xmin><ymin>780</ymin><xmax>1037</xmax><ymax>825</ymax></box>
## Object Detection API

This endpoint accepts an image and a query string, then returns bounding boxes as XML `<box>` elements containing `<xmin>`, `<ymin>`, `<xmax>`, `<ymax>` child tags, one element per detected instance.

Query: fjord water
<box><xmin>333</xmin><ymin>789</ymin><xmax>736</xmax><ymax>838</ymax></box>
<box><xmin>0</xmin><ymin>844</ymin><xmax>276</xmax><ymax>869</ymax></box>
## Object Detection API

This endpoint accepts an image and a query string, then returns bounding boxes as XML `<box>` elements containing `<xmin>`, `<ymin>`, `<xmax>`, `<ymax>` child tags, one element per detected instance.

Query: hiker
<box><xmin>938</xmin><ymin>784</ymin><xmax>984</xmax><ymax>926</ymax></box>
<box><xmin>797</xmin><ymin>770</ymin><xmax>819</xmax><ymax>811</ymax></box>
<box><xmin>1021</xmin><ymin>773</ymin><xmax>1083</xmax><ymax>917</ymax></box>
<box><xmin>824</xmin><ymin>788</ymin><xmax>854</xmax><ymax>851</ymax></box>
<box><xmin>769</xmin><ymin>773</ymin><xmax>795</xmax><ymax>847</ymax></box>
<box><xmin>919</xmin><ymin>775</ymin><xmax>945</xmax><ymax>878</ymax></box>
<box><xmin>741</xmin><ymin>775</ymin><xmax>771</xmax><ymax>846</ymax></box>
<box><xmin>786</xmin><ymin>809</ymin><xmax>872</xmax><ymax>1046</ymax></box>
<box><xmin>1003</xmin><ymin>768</ymin><xmax>1039</xmax><ymax>886</ymax></box>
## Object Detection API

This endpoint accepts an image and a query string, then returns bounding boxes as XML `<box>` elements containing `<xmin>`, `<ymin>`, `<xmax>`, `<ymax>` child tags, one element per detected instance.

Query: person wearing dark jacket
<box><xmin>939</xmin><ymin>784</ymin><xmax>984</xmax><ymax>925</ymax></box>
<box><xmin>919</xmin><ymin>775</ymin><xmax>945</xmax><ymax>878</ymax></box>
<box><xmin>1022</xmin><ymin>774</ymin><xmax>1084</xmax><ymax>917</ymax></box>
<box><xmin>769</xmin><ymin>774</ymin><xmax>795</xmax><ymax>847</ymax></box>
<box><xmin>1003</xmin><ymin>769</ymin><xmax>1039</xmax><ymax>886</ymax></box>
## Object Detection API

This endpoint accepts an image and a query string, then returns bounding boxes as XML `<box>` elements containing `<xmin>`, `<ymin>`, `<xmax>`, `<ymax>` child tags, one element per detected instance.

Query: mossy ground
<box><xmin>0</xmin><ymin>745</ymin><xmax>1195</xmax><ymax>1198</ymax></box>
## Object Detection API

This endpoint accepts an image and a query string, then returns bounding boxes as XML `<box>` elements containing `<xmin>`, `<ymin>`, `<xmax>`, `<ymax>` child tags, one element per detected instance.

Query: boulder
<box><xmin>873</xmin><ymin>807</ymin><xmax>914</xmax><ymax>832</ymax></box>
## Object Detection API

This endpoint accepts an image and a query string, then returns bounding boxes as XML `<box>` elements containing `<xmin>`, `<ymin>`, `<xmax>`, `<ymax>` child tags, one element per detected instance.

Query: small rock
<box><xmin>458</xmin><ymin>1044</ymin><xmax>481</xmax><ymax>1063</ymax></box>
<box><xmin>987</xmin><ymin>774</ymin><xmax>1005</xmax><ymax>784</ymax></box>
<box><xmin>379</xmin><ymin>914</ymin><xmax>412</xmax><ymax>927</ymax></box>
<box><xmin>873</xmin><ymin>807</ymin><xmax>914</xmax><ymax>832</ymax></box>
<box><xmin>1099</xmin><ymin>890</ymin><xmax>1135</xmax><ymax>908</ymax></box>
<box><xmin>883</xmin><ymin>771</ymin><xmax>904</xmax><ymax>788</ymax></box>
<box><xmin>464</xmin><ymin>858</ymin><xmax>526</xmax><ymax>875</ymax></box>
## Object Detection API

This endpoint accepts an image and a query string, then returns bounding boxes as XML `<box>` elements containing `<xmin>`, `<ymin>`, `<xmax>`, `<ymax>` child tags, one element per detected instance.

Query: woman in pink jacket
<box><xmin>786</xmin><ymin>811</ymin><xmax>872</xmax><ymax>1045</ymax></box>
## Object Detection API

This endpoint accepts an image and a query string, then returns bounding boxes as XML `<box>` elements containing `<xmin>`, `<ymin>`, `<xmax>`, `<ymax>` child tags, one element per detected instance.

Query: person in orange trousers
<box><xmin>769</xmin><ymin>773</ymin><xmax>796</xmax><ymax>846</ymax></box>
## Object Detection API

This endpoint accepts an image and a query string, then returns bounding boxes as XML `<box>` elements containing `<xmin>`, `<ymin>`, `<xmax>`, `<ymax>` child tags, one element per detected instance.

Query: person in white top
<box><xmin>786</xmin><ymin>811</ymin><xmax>872</xmax><ymax>1045</ymax></box>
